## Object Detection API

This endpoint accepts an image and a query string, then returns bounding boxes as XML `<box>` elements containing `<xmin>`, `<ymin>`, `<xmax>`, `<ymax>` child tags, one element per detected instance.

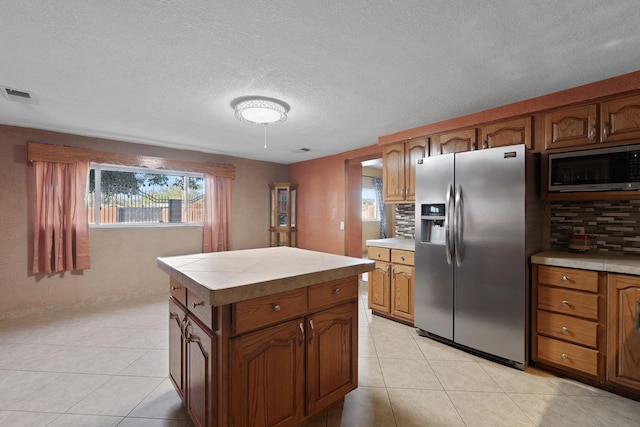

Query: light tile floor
<box><xmin>1</xmin><ymin>283</ymin><xmax>639</xmax><ymax>426</ymax></box>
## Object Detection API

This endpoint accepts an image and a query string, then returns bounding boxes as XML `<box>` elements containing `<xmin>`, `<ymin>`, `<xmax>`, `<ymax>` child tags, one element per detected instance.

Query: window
<box><xmin>362</xmin><ymin>177</ymin><xmax>379</xmax><ymax>221</ymax></box>
<box><xmin>89</xmin><ymin>164</ymin><xmax>204</xmax><ymax>226</ymax></box>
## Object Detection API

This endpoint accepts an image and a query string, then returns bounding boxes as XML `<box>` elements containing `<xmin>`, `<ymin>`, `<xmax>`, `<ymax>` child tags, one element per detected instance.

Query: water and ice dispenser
<box><xmin>419</xmin><ymin>203</ymin><xmax>446</xmax><ymax>244</ymax></box>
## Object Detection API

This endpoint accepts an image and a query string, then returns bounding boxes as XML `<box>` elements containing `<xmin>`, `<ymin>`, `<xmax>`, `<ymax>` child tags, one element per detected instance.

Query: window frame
<box><xmin>89</xmin><ymin>163</ymin><xmax>205</xmax><ymax>228</ymax></box>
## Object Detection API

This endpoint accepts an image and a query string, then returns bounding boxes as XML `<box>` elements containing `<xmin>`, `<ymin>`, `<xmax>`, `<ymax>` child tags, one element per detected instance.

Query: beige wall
<box><xmin>0</xmin><ymin>125</ymin><xmax>287</xmax><ymax>318</ymax></box>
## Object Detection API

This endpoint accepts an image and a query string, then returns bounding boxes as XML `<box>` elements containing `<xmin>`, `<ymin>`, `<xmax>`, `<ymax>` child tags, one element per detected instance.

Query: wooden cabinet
<box><xmin>168</xmin><ymin>275</ymin><xmax>360</xmax><ymax>427</ymax></box>
<box><xmin>545</xmin><ymin>94</ymin><xmax>640</xmax><ymax>150</ymax></box>
<box><xmin>607</xmin><ymin>274</ymin><xmax>640</xmax><ymax>392</ymax></box>
<box><xmin>269</xmin><ymin>183</ymin><xmax>297</xmax><ymax>247</ymax></box>
<box><xmin>382</xmin><ymin>137</ymin><xmax>427</xmax><ymax>203</ymax></box>
<box><xmin>532</xmin><ymin>265</ymin><xmax>605</xmax><ymax>379</ymax></box>
<box><xmin>368</xmin><ymin>247</ymin><xmax>414</xmax><ymax>325</ymax></box>
<box><xmin>185</xmin><ymin>316</ymin><xmax>216</xmax><ymax>427</ymax></box>
<box><xmin>479</xmin><ymin>116</ymin><xmax>532</xmax><ymax>150</ymax></box>
<box><xmin>229</xmin><ymin>319</ymin><xmax>305</xmax><ymax>427</ymax></box>
<box><xmin>430</xmin><ymin>128</ymin><xmax>477</xmax><ymax>155</ymax></box>
<box><xmin>601</xmin><ymin>93</ymin><xmax>640</xmax><ymax>143</ymax></box>
<box><xmin>544</xmin><ymin>103</ymin><xmax>598</xmax><ymax>150</ymax></box>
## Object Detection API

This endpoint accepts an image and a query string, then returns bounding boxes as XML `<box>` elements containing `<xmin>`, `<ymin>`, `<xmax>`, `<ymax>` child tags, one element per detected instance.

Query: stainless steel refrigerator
<box><xmin>414</xmin><ymin>145</ymin><xmax>541</xmax><ymax>369</ymax></box>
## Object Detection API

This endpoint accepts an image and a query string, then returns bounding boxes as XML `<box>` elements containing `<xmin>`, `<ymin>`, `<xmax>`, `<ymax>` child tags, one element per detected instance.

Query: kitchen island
<box><xmin>157</xmin><ymin>247</ymin><xmax>375</xmax><ymax>427</ymax></box>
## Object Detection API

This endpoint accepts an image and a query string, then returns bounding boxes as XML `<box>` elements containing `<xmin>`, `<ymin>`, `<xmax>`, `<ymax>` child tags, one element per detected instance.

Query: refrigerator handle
<box><xmin>445</xmin><ymin>183</ymin><xmax>454</xmax><ymax>265</ymax></box>
<box><xmin>454</xmin><ymin>184</ymin><xmax>463</xmax><ymax>267</ymax></box>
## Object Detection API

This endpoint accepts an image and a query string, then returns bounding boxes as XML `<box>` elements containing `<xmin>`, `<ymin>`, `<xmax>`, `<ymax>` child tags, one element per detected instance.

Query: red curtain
<box><xmin>32</xmin><ymin>161</ymin><xmax>91</xmax><ymax>273</ymax></box>
<box><xmin>203</xmin><ymin>173</ymin><xmax>232</xmax><ymax>252</ymax></box>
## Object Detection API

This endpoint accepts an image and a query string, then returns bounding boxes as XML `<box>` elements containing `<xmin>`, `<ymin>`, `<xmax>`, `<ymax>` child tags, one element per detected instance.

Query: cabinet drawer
<box><xmin>170</xmin><ymin>277</ymin><xmax>187</xmax><ymax>306</ymax></box>
<box><xmin>391</xmin><ymin>249</ymin><xmax>414</xmax><ymax>266</ymax></box>
<box><xmin>537</xmin><ymin>336</ymin><xmax>598</xmax><ymax>376</ymax></box>
<box><xmin>538</xmin><ymin>286</ymin><xmax>598</xmax><ymax>320</ymax></box>
<box><xmin>537</xmin><ymin>311</ymin><xmax>597</xmax><ymax>348</ymax></box>
<box><xmin>538</xmin><ymin>265</ymin><xmax>598</xmax><ymax>292</ymax></box>
<box><xmin>187</xmin><ymin>289</ymin><xmax>215</xmax><ymax>331</ymax></box>
<box><xmin>368</xmin><ymin>247</ymin><xmax>390</xmax><ymax>262</ymax></box>
<box><xmin>233</xmin><ymin>287</ymin><xmax>308</xmax><ymax>335</ymax></box>
<box><xmin>309</xmin><ymin>277</ymin><xmax>358</xmax><ymax>310</ymax></box>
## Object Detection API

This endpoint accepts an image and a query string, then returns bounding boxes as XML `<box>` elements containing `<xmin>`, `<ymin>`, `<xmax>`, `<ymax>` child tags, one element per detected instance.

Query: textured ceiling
<box><xmin>1</xmin><ymin>1</ymin><xmax>640</xmax><ymax>164</ymax></box>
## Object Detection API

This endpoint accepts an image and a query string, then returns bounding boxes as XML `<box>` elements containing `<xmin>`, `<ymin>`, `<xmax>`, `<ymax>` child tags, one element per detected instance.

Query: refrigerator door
<box><xmin>453</xmin><ymin>145</ymin><xmax>526</xmax><ymax>363</ymax></box>
<box><xmin>414</xmin><ymin>153</ymin><xmax>455</xmax><ymax>340</ymax></box>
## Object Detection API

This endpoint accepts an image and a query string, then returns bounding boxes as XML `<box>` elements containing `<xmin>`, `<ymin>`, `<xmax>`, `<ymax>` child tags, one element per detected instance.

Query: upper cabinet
<box><xmin>480</xmin><ymin>116</ymin><xmax>532</xmax><ymax>150</ymax></box>
<box><xmin>545</xmin><ymin>103</ymin><xmax>598</xmax><ymax>150</ymax></box>
<box><xmin>383</xmin><ymin>137</ymin><xmax>428</xmax><ymax>203</ymax></box>
<box><xmin>545</xmin><ymin>94</ymin><xmax>640</xmax><ymax>150</ymax></box>
<box><xmin>601</xmin><ymin>93</ymin><xmax>640</xmax><ymax>143</ymax></box>
<box><xmin>430</xmin><ymin>128</ymin><xmax>477</xmax><ymax>155</ymax></box>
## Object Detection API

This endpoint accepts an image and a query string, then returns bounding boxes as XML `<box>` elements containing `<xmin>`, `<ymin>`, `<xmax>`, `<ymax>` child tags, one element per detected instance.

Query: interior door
<box><xmin>453</xmin><ymin>145</ymin><xmax>526</xmax><ymax>364</ymax></box>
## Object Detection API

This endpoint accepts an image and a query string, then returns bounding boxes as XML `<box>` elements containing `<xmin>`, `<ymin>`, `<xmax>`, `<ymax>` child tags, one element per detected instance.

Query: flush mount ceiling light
<box><xmin>232</xmin><ymin>96</ymin><xmax>289</xmax><ymax>124</ymax></box>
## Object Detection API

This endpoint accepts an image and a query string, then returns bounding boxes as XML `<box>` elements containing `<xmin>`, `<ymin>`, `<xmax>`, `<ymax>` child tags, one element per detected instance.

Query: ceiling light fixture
<box><xmin>232</xmin><ymin>96</ymin><xmax>289</xmax><ymax>124</ymax></box>
<box><xmin>231</xmin><ymin>96</ymin><xmax>290</xmax><ymax>149</ymax></box>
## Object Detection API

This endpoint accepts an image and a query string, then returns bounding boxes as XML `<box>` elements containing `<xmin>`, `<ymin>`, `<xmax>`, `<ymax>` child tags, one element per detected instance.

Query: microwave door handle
<box><xmin>454</xmin><ymin>184</ymin><xmax>463</xmax><ymax>267</ymax></box>
<box><xmin>445</xmin><ymin>183</ymin><xmax>454</xmax><ymax>265</ymax></box>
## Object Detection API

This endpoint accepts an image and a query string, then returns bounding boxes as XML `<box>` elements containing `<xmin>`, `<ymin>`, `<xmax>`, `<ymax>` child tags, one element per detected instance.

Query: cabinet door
<box><xmin>306</xmin><ymin>302</ymin><xmax>357</xmax><ymax>414</ymax></box>
<box><xmin>430</xmin><ymin>129</ymin><xmax>477</xmax><ymax>155</ymax></box>
<box><xmin>185</xmin><ymin>318</ymin><xmax>215</xmax><ymax>427</ymax></box>
<box><xmin>544</xmin><ymin>103</ymin><xmax>597</xmax><ymax>149</ymax></box>
<box><xmin>480</xmin><ymin>117</ymin><xmax>532</xmax><ymax>150</ymax></box>
<box><xmin>404</xmin><ymin>138</ymin><xmax>428</xmax><ymax>202</ymax></box>
<box><xmin>368</xmin><ymin>261</ymin><xmax>391</xmax><ymax>313</ymax></box>
<box><xmin>382</xmin><ymin>143</ymin><xmax>405</xmax><ymax>202</ymax></box>
<box><xmin>391</xmin><ymin>264</ymin><xmax>414</xmax><ymax>323</ymax></box>
<box><xmin>607</xmin><ymin>275</ymin><xmax>640</xmax><ymax>390</ymax></box>
<box><xmin>229</xmin><ymin>319</ymin><xmax>305</xmax><ymax>427</ymax></box>
<box><xmin>601</xmin><ymin>93</ymin><xmax>640</xmax><ymax>143</ymax></box>
<box><xmin>169</xmin><ymin>298</ymin><xmax>186</xmax><ymax>399</ymax></box>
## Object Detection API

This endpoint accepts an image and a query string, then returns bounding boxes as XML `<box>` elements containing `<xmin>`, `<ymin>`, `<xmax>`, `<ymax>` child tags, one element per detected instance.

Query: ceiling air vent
<box><xmin>1</xmin><ymin>86</ymin><xmax>36</xmax><ymax>104</ymax></box>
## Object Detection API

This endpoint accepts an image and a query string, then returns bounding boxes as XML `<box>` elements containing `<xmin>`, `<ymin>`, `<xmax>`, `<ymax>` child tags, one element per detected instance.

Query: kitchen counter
<box><xmin>158</xmin><ymin>246</ymin><xmax>375</xmax><ymax>306</ymax></box>
<box><xmin>531</xmin><ymin>250</ymin><xmax>640</xmax><ymax>275</ymax></box>
<box><xmin>366</xmin><ymin>237</ymin><xmax>415</xmax><ymax>251</ymax></box>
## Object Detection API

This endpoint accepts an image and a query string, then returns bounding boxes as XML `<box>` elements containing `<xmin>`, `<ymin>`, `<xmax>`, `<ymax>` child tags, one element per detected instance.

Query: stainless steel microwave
<box><xmin>548</xmin><ymin>144</ymin><xmax>640</xmax><ymax>192</ymax></box>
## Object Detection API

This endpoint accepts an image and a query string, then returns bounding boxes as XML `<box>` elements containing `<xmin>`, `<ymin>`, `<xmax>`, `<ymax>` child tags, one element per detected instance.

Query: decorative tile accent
<box><xmin>549</xmin><ymin>200</ymin><xmax>640</xmax><ymax>255</ymax></box>
<box><xmin>395</xmin><ymin>204</ymin><xmax>416</xmax><ymax>239</ymax></box>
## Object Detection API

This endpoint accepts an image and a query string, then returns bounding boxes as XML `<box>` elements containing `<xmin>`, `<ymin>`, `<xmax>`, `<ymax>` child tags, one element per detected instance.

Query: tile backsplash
<box><xmin>395</xmin><ymin>204</ymin><xmax>416</xmax><ymax>239</ymax></box>
<box><xmin>549</xmin><ymin>200</ymin><xmax>640</xmax><ymax>254</ymax></box>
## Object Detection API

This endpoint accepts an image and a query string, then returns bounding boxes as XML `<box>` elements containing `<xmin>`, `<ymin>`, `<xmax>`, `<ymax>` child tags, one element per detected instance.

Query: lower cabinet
<box><xmin>533</xmin><ymin>264</ymin><xmax>640</xmax><ymax>400</ymax></box>
<box><xmin>168</xmin><ymin>277</ymin><xmax>359</xmax><ymax>427</ymax></box>
<box><xmin>367</xmin><ymin>246</ymin><xmax>414</xmax><ymax>325</ymax></box>
<box><xmin>607</xmin><ymin>274</ymin><xmax>640</xmax><ymax>391</ymax></box>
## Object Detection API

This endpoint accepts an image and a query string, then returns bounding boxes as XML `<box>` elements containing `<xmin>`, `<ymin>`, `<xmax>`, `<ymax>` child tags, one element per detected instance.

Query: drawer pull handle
<box><xmin>562</xmin><ymin>275</ymin><xmax>569</xmax><ymax>281</ymax></box>
<box><xmin>192</xmin><ymin>301</ymin><xmax>205</xmax><ymax>308</ymax></box>
<box><xmin>333</xmin><ymin>288</ymin><xmax>341</xmax><ymax>295</ymax></box>
<box><xmin>272</xmin><ymin>304</ymin><xmax>281</xmax><ymax>312</ymax></box>
<box><xmin>562</xmin><ymin>300</ymin><xmax>569</xmax><ymax>306</ymax></box>
<box><xmin>561</xmin><ymin>353</ymin><xmax>568</xmax><ymax>359</ymax></box>
<box><xmin>562</xmin><ymin>326</ymin><xmax>569</xmax><ymax>332</ymax></box>
<box><xmin>171</xmin><ymin>286</ymin><xmax>181</xmax><ymax>291</ymax></box>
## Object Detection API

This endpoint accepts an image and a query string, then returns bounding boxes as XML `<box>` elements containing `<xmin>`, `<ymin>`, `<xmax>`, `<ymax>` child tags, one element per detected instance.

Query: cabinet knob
<box><xmin>400</xmin><ymin>256</ymin><xmax>405</xmax><ymax>261</ymax></box>
<box><xmin>562</xmin><ymin>326</ymin><xmax>569</xmax><ymax>332</ymax></box>
<box><xmin>561</xmin><ymin>353</ymin><xmax>569</xmax><ymax>359</ymax></box>
<box><xmin>333</xmin><ymin>288</ymin><xmax>341</xmax><ymax>295</ymax></box>
<box><xmin>171</xmin><ymin>286</ymin><xmax>181</xmax><ymax>291</ymax></box>
<box><xmin>192</xmin><ymin>301</ymin><xmax>204</xmax><ymax>308</ymax></box>
<box><xmin>377</xmin><ymin>252</ymin><xmax>381</xmax><ymax>257</ymax></box>
<box><xmin>272</xmin><ymin>304</ymin><xmax>281</xmax><ymax>312</ymax></box>
<box><xmin>562</xmin><ymin>300</ymin><xmax>569</xmax><ymax>306</ymax></box>
<box><xmin>562</xmin><ymin>275</ymin><xmax>569</xmax><ymax>281</ymax></box>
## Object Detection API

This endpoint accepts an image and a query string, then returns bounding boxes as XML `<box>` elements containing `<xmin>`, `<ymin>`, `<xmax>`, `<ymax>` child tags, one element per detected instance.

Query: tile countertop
<box><xmin>531</xmin><ymin>250</ymin><xmax>640</xmax><ymax>276</ymax></box>
<box><xmin>157</xmin><ymin>246</ymin><xmax>375</xmax><ymax>307</ymax></box>
<box><xmin>365</xmin><ymin>237</ymin><xmax>416</xmax><ymax>251</ymax></box>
